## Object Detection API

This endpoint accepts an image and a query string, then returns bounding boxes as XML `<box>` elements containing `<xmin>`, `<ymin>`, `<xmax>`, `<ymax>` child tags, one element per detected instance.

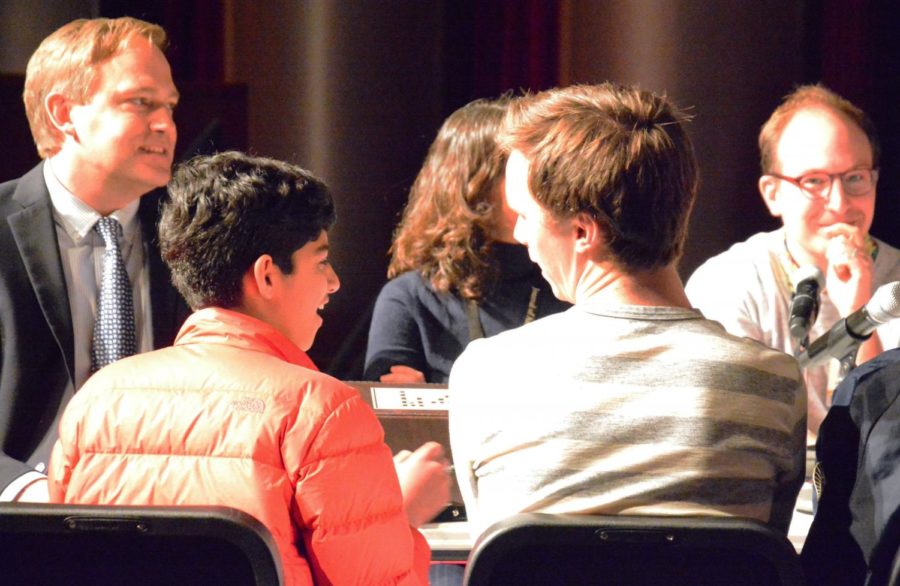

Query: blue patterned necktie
<box><xmin>90</xmin><ymin>217</ymin><xmax>136</xmax><ymax>372</ymax></box>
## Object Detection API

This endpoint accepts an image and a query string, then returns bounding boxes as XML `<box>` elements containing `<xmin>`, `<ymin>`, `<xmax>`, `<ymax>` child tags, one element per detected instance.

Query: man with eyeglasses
<box><xmin>686</xmin><ymin>84</ymin><xmax>900</xmax><ymax>435</ymax></box>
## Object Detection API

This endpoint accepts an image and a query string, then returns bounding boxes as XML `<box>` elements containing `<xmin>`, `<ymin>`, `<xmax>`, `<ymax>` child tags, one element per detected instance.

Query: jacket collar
<box><xmin>174</xmin><ymin>307</ymin><xmax>318</xmax><ymax>371</ymax></box>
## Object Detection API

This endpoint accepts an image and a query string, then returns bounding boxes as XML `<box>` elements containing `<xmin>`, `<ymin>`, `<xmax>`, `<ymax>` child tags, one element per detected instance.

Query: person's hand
<box><xmin>380</xmin><ymin>365</ymin><xmax>426</xmax><ymax>384</ymax></box>
<box><xmin>823</xmin><ymin>224</ymin><xmax>873</xmax><ymax>316</ymax></box>
<box><xmin>823</xmin><ymin>223</ymin><xmax>884</xmax><ymax>366</ymax></box>
<box><xmin>16</xmin><ymin>478</ymin><xmax>49</xmax><ymax>503</ymax></box>
<box><xmin>393</xmin><ymin>441</ymin><xmax>451</xmax><ymax>527</ymax></box>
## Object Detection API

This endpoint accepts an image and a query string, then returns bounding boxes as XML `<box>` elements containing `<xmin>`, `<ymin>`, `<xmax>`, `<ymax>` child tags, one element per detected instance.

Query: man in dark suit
<box><xmin>802</xmin><ymin>348</ymin><xmax>900</xmax><ymax>585</ymax></box>
<box><xmin>0</xmin><ymin>17</ymin><xmax>189</xmax><ymax>502</ymax></box>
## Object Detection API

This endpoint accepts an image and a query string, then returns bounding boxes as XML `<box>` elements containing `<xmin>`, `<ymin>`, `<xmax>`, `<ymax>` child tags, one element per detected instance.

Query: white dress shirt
<box><xmin>44</xmin><ymin>159</ymin><xmax>154</xmax><ymax>391</ymax></box>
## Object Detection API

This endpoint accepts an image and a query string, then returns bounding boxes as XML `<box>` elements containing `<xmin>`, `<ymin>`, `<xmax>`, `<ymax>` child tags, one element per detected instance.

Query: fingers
<box><xmin>822</xmin><ymin>228</ymin><xmax>874</xmax><ymax>315</ymax></box>
<box><xmin>395</xmin><ymin>443</ymin><xmax>447</xmax><ymax>468</ymax></box>
<box><xmin>826</xmin><ymin>246</ymin><xmax>861</xmax><ymax>282</ymax></box>
<box><xmin>413</xmin><ymin>441</ymin><xmax>445</xmax><ymax>460</ymax></box>
<box><xmin>379</xmin><ymin>365</ymin><xmax>426</xmax><ymax>384</ymax></box>
<box><xmin>821</xmin><ymin>223</ymin><xmax>864</xmax><ymax>246</ymax></box>
<box><xmin>393</xmin><ymin>449</ymin><xmax>412</xmax><ymax>464</ymax></box>
<box><xmin>394</xmin><ymin>442</ymin><xmax>453</xmax><ymax>527</ymax></box>
<box><xmin>409</xmin><ymin>442</ymin><xmax>450</xmax><ymax>474</ymax></box>
<box><xmin>826</xmin><ymin>235</ymin><xmax>865</xmax><ymax>261</ymax></box>
<box><xmin>825</xmin><ymin>227</ymin><xmax>871</xmax><ymax>278</ymax></box>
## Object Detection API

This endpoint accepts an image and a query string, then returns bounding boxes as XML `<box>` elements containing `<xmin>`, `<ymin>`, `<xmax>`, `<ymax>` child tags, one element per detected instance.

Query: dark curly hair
<box><xmin>160</xmin><ymin>151</ymin><xmax>336</xmax><ymax>310</ymax></box>
<box><xmin>388</xmin><ymin>96</ymin><xmax>513</xmax><ymax>301</ymax></box>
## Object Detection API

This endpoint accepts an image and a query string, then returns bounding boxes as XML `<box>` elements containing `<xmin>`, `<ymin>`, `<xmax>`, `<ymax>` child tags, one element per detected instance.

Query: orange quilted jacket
<box><xmin>48</xmin><ymin>308</ymin><xmax>430</xmax><ymax>585</ymax></box>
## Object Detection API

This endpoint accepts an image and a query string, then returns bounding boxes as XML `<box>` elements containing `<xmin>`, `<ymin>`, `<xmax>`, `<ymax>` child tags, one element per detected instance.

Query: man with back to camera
<box><xmin>0</xmin><ymin>17</ymin><xmax>190</xmax><ymax>503</ymax></box>
<box><xmin>686</xmin><ymin>85</ymin><xmax>900</xmax><ymax>436</ymax></box>
<box><xmin>448</xmin><ymin>83</ymin><xmax>807</xmax><ymax>538</ymax></box>
<box><xmin>49</xmin><ymin>151</ymin><xmax>451</xmax><ymax>585</ymax></box>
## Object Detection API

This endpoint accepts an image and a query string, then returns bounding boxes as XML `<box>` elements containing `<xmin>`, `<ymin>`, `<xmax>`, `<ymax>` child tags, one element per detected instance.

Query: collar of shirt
<box><xmin>43</xmin><ymin>159</ymin><xmax>141</xmax><ymax>245</ymax></box>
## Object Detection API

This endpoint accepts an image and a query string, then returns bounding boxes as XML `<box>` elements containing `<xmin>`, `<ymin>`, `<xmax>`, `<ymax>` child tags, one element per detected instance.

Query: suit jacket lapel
<box><xmin>8</xmin><ymin>163</ymin><xmax>75</xmax><ymax>383</ymax></box>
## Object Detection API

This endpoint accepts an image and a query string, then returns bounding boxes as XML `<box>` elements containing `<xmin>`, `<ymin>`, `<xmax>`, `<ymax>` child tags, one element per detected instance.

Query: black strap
<box><xmin>466</xmin><ymin>287</ymin><xmax>541</xmax><ymax>343</ymax></box>
<box><xmin>466</xmin><ymin>300</ymin><xmax>485</xmax><ymax>341</ymax></box>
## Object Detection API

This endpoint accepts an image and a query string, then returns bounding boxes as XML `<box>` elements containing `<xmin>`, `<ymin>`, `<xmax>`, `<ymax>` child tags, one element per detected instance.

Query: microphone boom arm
<box><xmin>797</xmin><ymin>318</ymin><xmax>870</xmax><ymax>370</ymax></box>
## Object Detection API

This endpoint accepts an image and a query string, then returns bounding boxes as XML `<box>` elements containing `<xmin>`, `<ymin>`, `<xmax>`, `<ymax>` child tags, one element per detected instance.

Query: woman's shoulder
<box><xmin>375</xmin><ymin>271</ymin><xmax>466</xmax><ymax>317</ymax></box>
<box><xmin>378</xmin><ymin>270</ymin><xmax>432</xmax><ymax>300</ymax></box>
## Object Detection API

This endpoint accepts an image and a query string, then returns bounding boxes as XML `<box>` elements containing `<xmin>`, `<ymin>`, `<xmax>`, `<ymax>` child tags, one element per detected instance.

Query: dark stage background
<box><xmin>1</xmin><ymin>0</ymin><xmax>898</xmax><ymax>376</ymax></box>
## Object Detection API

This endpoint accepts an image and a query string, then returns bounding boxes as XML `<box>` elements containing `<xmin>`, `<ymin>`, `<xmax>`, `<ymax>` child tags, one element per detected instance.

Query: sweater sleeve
<box><xmin>284</xmin><ymin>381</ymin><xmax>430</xmax><ymax>585</ymax></box>
<box><xmin>769</xmin><ymin>376</ymin><xmax>809</xmax><ymax>535</ymax></box>
<box><xmin>685</xmin><ymin>257</ymin><xmax>767</xmax><ymax>343</ymax></box>
<box><xmin>447</xmin><ymin>342</ymin><xmax>487</xmax><ymax>538</ymax></box>
<box><xmin>364</xmin><ymin>277</ymin><xmax>429</xmax><ymax>381</ymax></box>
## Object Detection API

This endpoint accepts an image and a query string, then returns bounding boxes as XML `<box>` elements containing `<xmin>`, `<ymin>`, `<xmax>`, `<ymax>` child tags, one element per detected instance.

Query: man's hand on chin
<box><xmin>823</xmin><ymin>224</ymin><xmax>873</xmax><ymax>316</ymax></box>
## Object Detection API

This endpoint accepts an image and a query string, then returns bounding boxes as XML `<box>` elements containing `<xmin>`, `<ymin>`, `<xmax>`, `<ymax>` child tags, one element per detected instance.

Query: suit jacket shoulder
<box><xmin>0</xmin><ymin>163</ymin><xmax>75</xmax><ymax>489</ymax></box>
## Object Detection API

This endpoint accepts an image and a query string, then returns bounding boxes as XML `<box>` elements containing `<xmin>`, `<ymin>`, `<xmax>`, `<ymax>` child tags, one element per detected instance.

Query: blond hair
<box><xmin>758</xmin><ymin>84</ymin><xmax>880</xmax><ymax>174</ymax></box>
<box><xmin>23</xmin><ymin>17</ymin><xmax>168</xmax><ymax>158</ymax></box>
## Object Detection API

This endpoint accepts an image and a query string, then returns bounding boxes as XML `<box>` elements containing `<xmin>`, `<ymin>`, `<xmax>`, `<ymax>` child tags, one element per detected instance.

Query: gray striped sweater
<box><xmin>449</xmin><ymin>303</ymin><xmax>806</xmax><ymax>539</ymax></box>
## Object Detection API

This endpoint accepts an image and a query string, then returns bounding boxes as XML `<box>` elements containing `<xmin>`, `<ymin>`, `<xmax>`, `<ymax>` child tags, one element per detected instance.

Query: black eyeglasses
<box><xmin>766</xmin><ymin>168</ymin><xmax>879</xmax><ymax>200</ymax></box>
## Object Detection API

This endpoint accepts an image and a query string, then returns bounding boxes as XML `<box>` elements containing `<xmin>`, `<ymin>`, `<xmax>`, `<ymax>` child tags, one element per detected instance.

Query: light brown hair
<box><xmin>758</xmin><ymin>84</ymin><xmax>880</xmax><ymax>174</ymax></box>
<box><xmin>388</xmin><ymin>96</ymin><xmax>512</xmax><ymax>300</ymax></box>
<box><xmin>24</xmin><ymin>17</ymin><xmax>168</xmax><ymax>158</ymax></box>
<box><xmin>500</xmin><ymin>83</ymin><xmax>698</xmax><ymax>270</ymax></box>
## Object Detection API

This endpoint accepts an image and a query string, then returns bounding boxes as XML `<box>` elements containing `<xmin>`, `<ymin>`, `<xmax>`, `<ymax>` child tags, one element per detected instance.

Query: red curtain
<box><xmin>816</xmin><ymin>0</ymin><xmax>900</xmax><ymax>247</ymax></box>
<box><xmin>100</xmin><ymin>0</ymin><xmax>224</xmax><ymax>81</ymax></box>
<box><xmin>472</xmin><ymin>0</ymin><xmax>560</xmax><ymax>97</ymax></box>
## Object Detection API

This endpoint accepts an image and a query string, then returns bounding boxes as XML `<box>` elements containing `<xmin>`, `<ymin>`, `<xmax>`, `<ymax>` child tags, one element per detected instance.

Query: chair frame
<box><xmin>0</xmin><ymin>503</ymin><xmax>282</xmax><ymax>585</ymax></box>
<box><xmin>464</xmin><ymin>513</ymin><xmax>806</xmax><ymax>586</ymax></box>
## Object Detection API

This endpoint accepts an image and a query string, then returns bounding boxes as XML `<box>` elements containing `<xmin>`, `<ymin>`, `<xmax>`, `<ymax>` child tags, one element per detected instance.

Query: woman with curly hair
<box><xmin>364</xmin><ymin>97</ymin><xmax>569</xmax><ymax>384</ymax></box>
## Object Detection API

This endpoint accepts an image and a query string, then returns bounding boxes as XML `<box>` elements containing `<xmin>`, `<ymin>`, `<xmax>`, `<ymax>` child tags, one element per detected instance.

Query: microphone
<box><xmin>789</xmin><ymin>265</ymin><xmax>825</xmax><ymax>340</ymax></box>
<box><xmin>799</xmin><ymin>281</ymin><xmax>900</xmax><ymax>368</ymax></box>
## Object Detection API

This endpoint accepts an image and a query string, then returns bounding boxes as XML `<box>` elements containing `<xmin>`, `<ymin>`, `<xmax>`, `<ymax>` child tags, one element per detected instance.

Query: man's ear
<box><xmin>759</xmin><ymin>175</ymin><xmax>782</xmax><ymax>218</ymax></box>
<box><xmin>573</xmin><ymin>211</ymin><xmax>601</xmax><ymax>254</ymax></box>
<box><xmin>45</xmin><ymin>92</ymin><xmax>77</xmax><ymax>137</ymax></box>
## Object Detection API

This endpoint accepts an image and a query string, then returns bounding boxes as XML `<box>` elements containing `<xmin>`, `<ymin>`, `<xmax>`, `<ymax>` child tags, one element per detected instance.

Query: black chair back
<box><xmin>464</xmin><ymin>513</ymin><xmax>805</xmax><ymax>586</ymax></box>
<box><xmin>0</xmin><ymin>503</ymin><xmax>282</xmax><ymax>585</ymax></box>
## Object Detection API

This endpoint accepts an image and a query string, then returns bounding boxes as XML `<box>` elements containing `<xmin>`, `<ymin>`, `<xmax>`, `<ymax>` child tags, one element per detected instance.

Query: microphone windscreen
<box><xmin>867</xmin><ymin>281</ymin><xmax>900</xmax><ymax>324</ymax></box>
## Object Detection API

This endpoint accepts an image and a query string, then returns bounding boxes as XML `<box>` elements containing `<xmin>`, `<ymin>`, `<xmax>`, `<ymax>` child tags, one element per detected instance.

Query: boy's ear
<box><xmin>573</xmin><ymin>211</ymin><xmax>601</xmax><ymax>254</ymax></box>
<box><xmin>759</xmin><ymin>175</ymin><xmax>782</xmax><ymax>218</ymax></box>
<box><xmin>245</xmin><ymin>254</ymin><xmax>278</xmax><ymax>301</ymax></box>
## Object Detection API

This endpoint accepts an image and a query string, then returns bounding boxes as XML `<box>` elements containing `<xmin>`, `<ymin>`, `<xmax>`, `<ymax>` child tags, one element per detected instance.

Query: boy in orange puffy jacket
<box><xmin>49</xmin><ymin>151</ymin><xmax>450</xmax><ymax>585</ymax></box>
